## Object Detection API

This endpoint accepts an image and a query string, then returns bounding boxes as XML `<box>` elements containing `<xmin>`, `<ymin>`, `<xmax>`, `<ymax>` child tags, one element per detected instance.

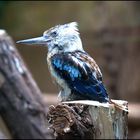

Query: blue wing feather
<box><xmin>51</xmin><ymin>51</ymin><xmax>109</xmax><ymax>102</ymax></box>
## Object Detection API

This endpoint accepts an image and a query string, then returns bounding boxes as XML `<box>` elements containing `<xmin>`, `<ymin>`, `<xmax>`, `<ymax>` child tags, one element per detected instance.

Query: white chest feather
<box><xmin>47</xmin><ymin>53</ymin><xmax>71</xmax><ymax>101</ymax></box>
<box><xmin>47</xmin><ymin>54</ymin><xmax>68</xmax><ymax>90</ymax></box>
<box><xmin>47</xmin><ymin>53</ymin><xmax>64</xmax><ymax>86</ymax></box>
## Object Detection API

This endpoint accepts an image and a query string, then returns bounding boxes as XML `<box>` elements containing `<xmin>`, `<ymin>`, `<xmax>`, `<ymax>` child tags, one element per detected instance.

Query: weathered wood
<box><xmin>47</xmin><ymin>100</ymin><xmax>128</xmax><ymax>139</ymax></box>
<box><xmin>0</xmin><ymin>30</ymin><xmax>53</xmax><ymax>139</ymax></box>
<box><xmin>0</xmin><ymin>116</ymin><xmax>11</xmax><ymax>139</ymax></box>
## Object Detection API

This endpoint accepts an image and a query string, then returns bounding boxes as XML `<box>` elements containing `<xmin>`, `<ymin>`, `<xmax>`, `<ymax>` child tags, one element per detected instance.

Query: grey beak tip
<box><xmin>16</xmin><ymin>40</ymin><xmax>32</xmax><ymax>45</ymax></box>
<box><xmin>16</xmin><ymin>36</ymin><xmax>48</xmax><ymax>45</ymax></box>
<box><xmin>16</xmin><ymin>40</ymin><xmax>21</xmax><ymax>44</ymax></box>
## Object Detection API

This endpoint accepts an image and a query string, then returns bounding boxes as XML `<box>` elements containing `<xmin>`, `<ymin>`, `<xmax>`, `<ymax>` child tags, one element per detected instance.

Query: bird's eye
<box><xmin>51</xmin><ymin>31</ymin><xmax>57</xmax><ymax>37</ymax></box>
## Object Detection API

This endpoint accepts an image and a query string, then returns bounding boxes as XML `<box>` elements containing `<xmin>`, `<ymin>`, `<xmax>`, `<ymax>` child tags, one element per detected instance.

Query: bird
<box><xmin>16</xmin><ymin>22</ymin><xmax>128</xmax><ymax>111</ymax></box>
<box><xmin>16</xmin><ymin>22</ymin><xmax>109</xmax><ymax>103</ymax></box>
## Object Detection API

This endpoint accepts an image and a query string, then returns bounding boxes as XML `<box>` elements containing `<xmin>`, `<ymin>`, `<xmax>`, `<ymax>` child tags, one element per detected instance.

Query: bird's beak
<box><xmin>16</xmin><ymin>36</ymin><xmax>49</xmax><ymax>45</ymax></box>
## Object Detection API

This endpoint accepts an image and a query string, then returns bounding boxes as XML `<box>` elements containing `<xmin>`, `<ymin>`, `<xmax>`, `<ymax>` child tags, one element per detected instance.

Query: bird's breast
<box><xmin>47</xmin><ymin>53</ymin><xmax>67</xmax><ymax>89</ymax></box>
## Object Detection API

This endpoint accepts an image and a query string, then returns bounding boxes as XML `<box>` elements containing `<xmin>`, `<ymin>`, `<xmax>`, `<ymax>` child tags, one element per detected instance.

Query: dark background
<box><xmin>0</xmin><ymin>1</ymin><xmax>140</xmax><ymax>138</ymax></box>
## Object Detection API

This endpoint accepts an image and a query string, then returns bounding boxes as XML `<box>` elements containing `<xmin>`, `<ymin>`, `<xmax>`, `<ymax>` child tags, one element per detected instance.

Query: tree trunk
<box><xmin>0</xmin><ymin>30</ymin><xmax>53</xmax><ymax>139</ymax></box>
<box><xmin>47</xmin><ymin>100</ymin><xmax>128</xmax><ymax>139</ymax></box>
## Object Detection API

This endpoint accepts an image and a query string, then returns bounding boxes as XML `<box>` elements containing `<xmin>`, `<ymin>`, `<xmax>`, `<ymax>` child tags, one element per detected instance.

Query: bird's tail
<box><xmin>109</xmin><ymin>99</ymin><xmax>128</xmax><ymax>112</ymax></box>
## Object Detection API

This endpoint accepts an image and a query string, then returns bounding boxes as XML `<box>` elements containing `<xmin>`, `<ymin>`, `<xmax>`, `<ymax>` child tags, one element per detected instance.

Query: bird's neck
<box><xmin>64</xmin><ymin>37</ymin><xmax>83</xmax><ymax>52</ymax></box>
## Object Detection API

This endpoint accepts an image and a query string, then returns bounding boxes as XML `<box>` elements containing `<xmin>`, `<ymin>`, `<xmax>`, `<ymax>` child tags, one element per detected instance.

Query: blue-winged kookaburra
<box><xmin>17</xmin><ymin>22</ymin><xmax>109</xmax><ymax>102</ymax></box>
<box><xmin>17</xmin><ymin>22</ymin><xmax>127</xmax><ymax>110</ymax></box>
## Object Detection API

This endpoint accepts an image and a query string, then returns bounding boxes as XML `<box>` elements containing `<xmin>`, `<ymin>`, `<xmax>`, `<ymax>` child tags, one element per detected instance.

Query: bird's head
<box><xmin>17</xmin><ymin>22</ymin><xmax>83</xmax><ymax>53</ymax></box>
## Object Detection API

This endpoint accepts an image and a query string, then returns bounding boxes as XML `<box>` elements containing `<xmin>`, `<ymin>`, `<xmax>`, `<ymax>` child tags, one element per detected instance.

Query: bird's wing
<box><xmin>51</xmin><ymin>51</ymin><xmax>108</xmax><ymax>102</ymax></box>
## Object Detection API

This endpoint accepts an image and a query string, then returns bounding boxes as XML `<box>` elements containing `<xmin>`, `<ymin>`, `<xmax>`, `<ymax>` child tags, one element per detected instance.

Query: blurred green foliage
<box><xmin>0</xmin><ymin>1</ymin><xmax>10</xmax><ymax>18</ymax></box>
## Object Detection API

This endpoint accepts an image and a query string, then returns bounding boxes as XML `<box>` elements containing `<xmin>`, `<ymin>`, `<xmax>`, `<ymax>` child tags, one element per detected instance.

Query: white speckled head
<box><xmin>43</xmin><ymin>22</ymin><xmax>83</xmax><ymax>52</ymax></box>
<box><xmin>17</xmin><ymin>22</ymin><xmax>84</xmax><ymax>53</ymax></box>
<box><xmin>44</xmin><ymin>22</ymin><xmax>79</xmax><ymax>37</ymax></box>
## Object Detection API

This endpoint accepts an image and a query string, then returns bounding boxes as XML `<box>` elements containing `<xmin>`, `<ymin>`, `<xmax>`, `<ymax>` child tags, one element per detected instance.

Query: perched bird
<box><xmin>17</xmin><ymin>22</ymin><xmax>109</xmax><ymax>103</ymax></box>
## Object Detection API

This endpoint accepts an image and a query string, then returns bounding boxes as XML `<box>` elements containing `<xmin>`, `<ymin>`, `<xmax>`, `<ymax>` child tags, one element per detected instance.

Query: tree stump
<box><xmin>47</xmin><ymin>100</ymin><xmax>128</xmax><ymax>139</ymax></box>
<box><xmin>0</xmin><ymin>30</ymin><xmax>53</xmax><ymax>139</ymax></box>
